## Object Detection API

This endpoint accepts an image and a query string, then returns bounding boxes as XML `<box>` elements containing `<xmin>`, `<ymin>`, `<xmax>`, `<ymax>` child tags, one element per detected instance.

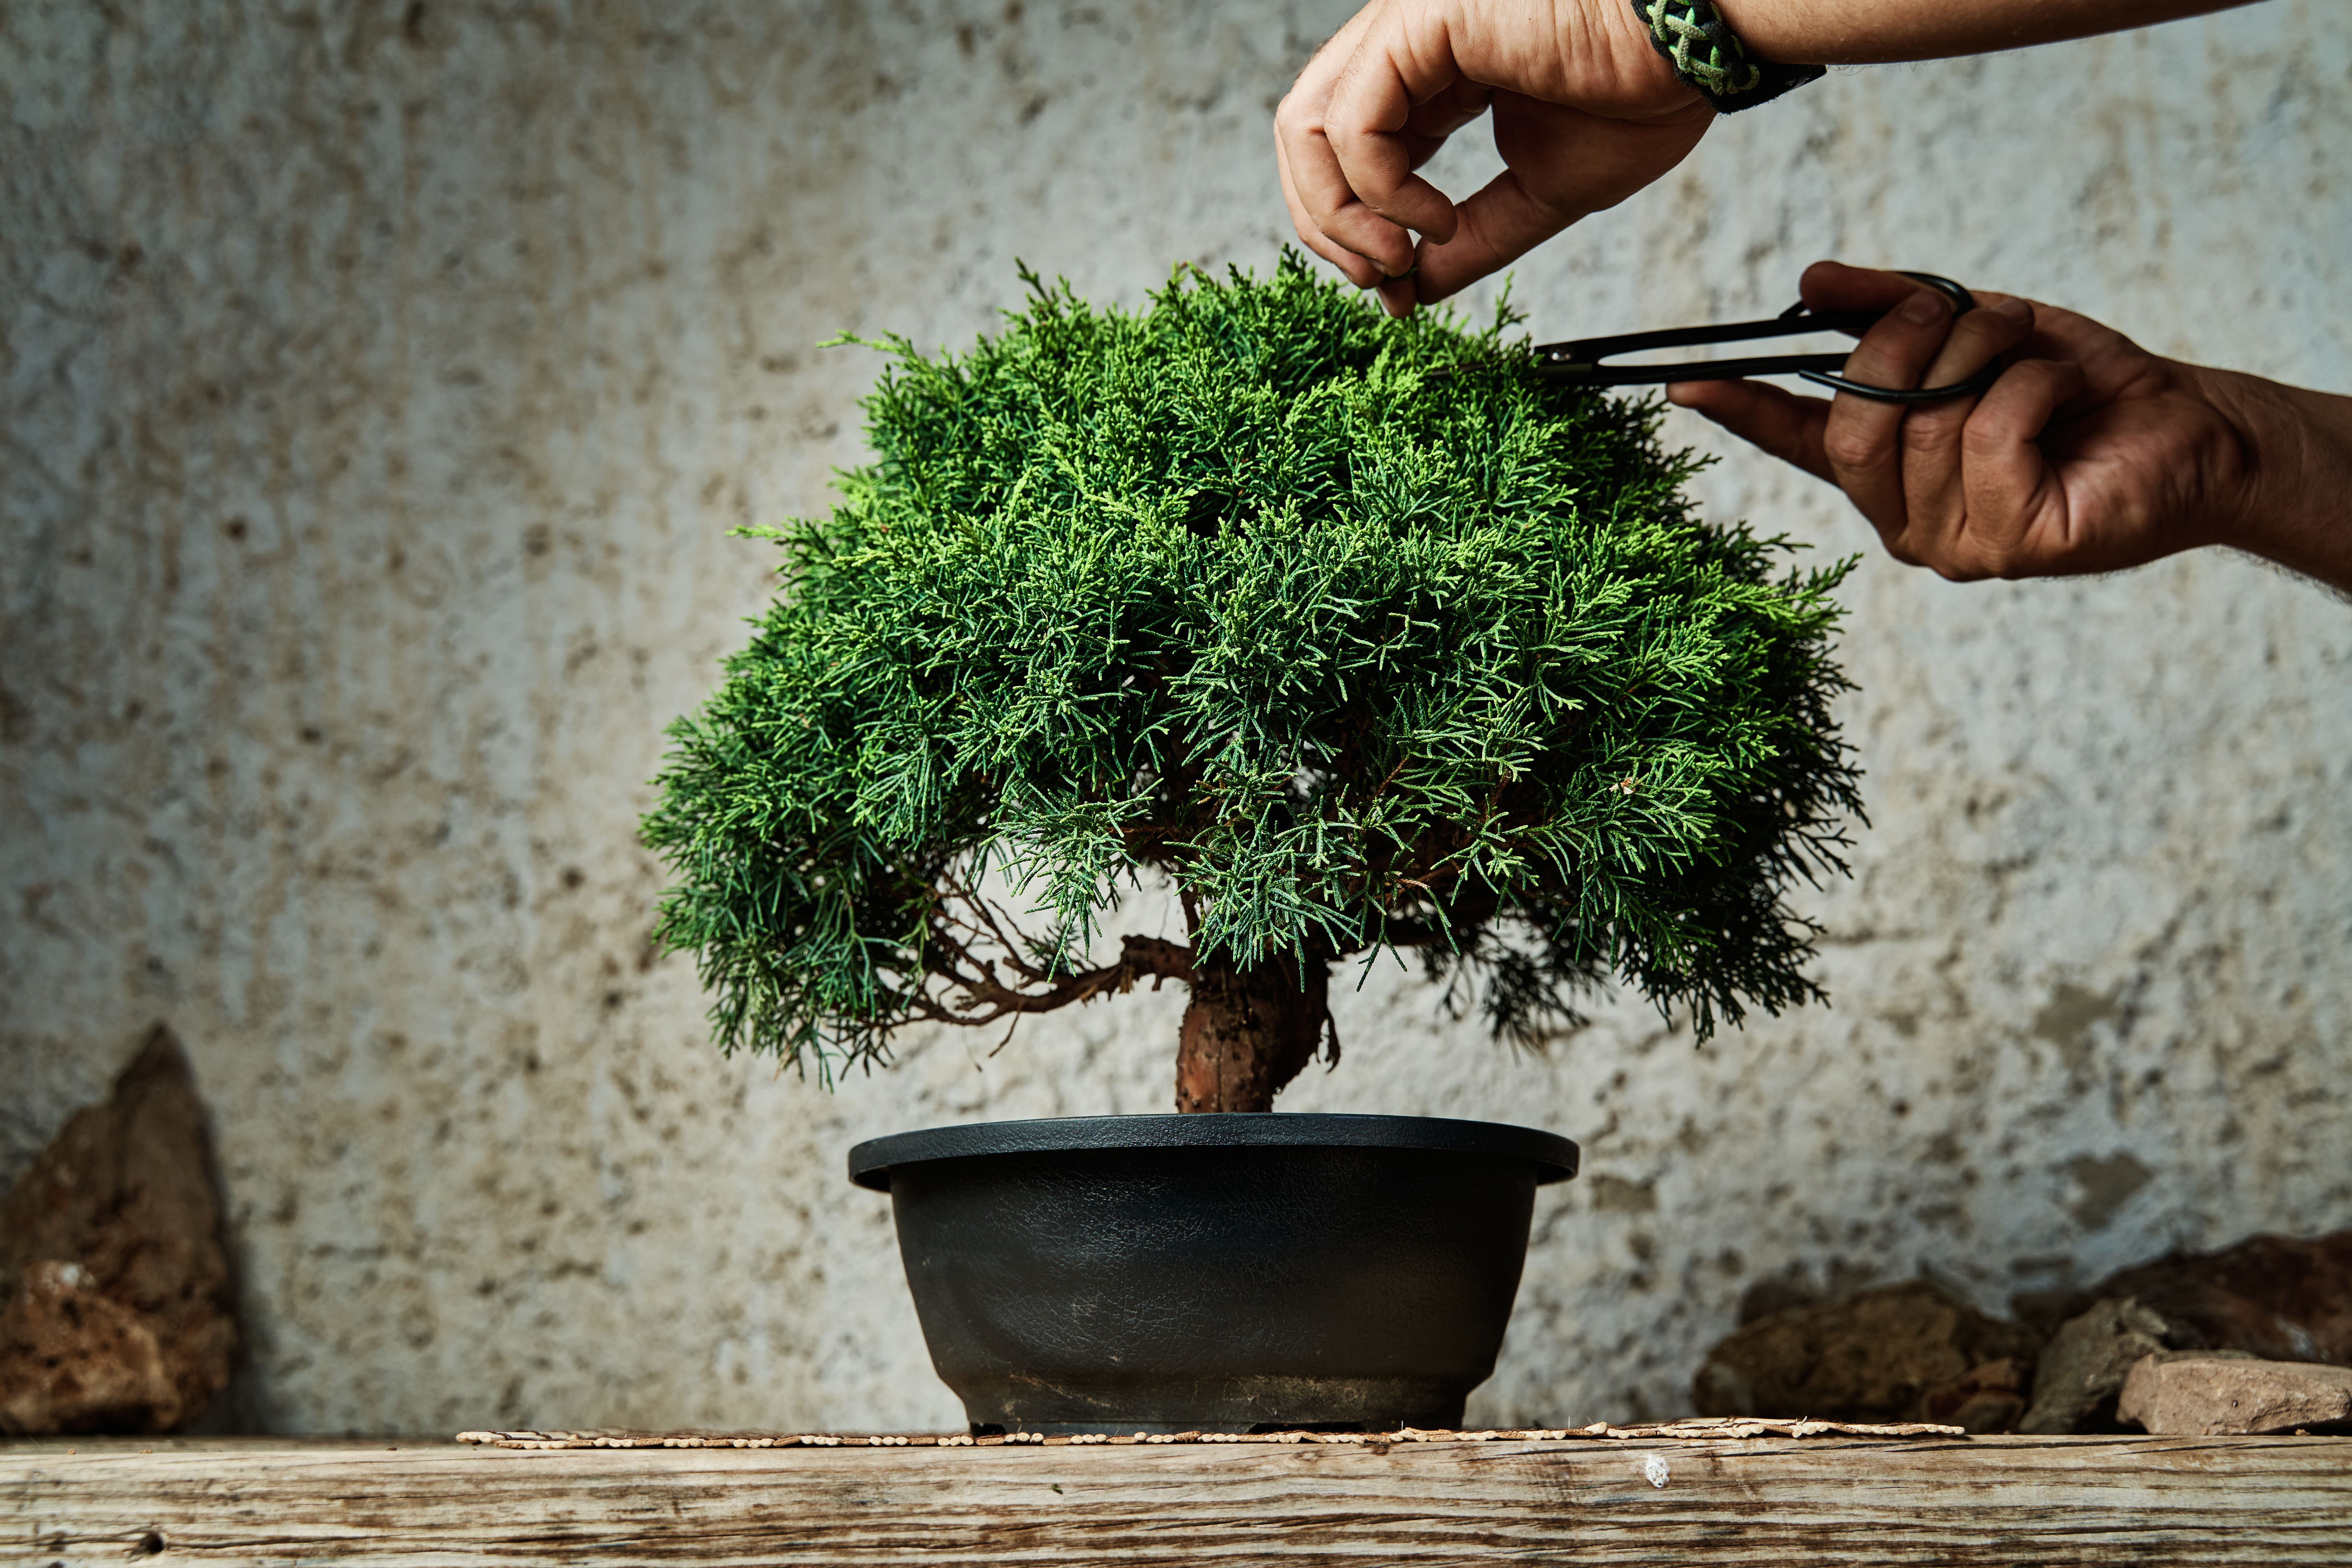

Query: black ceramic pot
<box><xmin>848</xmin><ymin>1113</ymin><xmax>1578</xmax><ymax>1434</ymax></box>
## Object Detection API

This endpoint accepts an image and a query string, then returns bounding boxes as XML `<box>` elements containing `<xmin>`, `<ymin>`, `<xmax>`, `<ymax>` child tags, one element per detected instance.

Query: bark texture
<box><xmin>1172</xmin><ymin>953</ymin><xmax>1334</xmax><ymax>1113</ymax></box>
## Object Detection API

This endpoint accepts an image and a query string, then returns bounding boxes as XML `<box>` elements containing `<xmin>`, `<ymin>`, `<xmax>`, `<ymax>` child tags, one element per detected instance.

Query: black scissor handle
<box><xmin>1533</xmin><ymin>272</ymin><xmax>2003</xmax><ymax>405</ymax></box>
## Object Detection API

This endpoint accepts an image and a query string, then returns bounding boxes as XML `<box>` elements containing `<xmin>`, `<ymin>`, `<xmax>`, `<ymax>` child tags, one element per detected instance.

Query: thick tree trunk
<box><xmin>1173</xmin><ymin>951</ymin><xmax>1333</xmax><ymax>1113</ymax></box>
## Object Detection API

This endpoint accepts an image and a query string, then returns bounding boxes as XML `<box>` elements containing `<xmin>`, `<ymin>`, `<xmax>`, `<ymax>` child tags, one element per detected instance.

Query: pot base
<box><xmin>851</xmin><ymin>1114</ymin><xmax>1579</xmax><ymax>1434</ymax></box>
<box><xmin>960</xmin><ymin>1374</ymin><xmax>1466</xmax><ymax>1436</ymax></box>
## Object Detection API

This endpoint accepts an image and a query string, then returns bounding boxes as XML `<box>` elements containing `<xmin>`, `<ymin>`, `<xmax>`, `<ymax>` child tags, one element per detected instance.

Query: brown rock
<box><xmin>0</xmin><ymin>1261</ymin><xmax>179</xmax><ymax>1431</ymax></box>
<box><xmin>2119</xmin><ymin>1352</ymin><xmax>2352</xmax><ymax>1436</ymax></box>
<box><xmin>2095</xmin><ymin>1231</ymin><xmax>2352</xmax><ymax>1365</ymax></box>
<box><xmin>1693</xmin><ymin>1280</ymin><xmax>2041</xmax><ymax>1424</ymax></box>
<box><xmin>0</xmin><ymin>1026</ymin><xmax>236</xmax><ymax>1434</ymax></box>
<box><xmin>1733</xmin><ymin>1276</ymin><xmax>1825</xmax><ymax>1326</ymax></box>
<box><xmin>1919</xmin><ymin>1356</ymin><xmax>2029</xmax><ymax>1434</ymax></box>
<box><xmin>2016</xmin><ymin>1296</ymin><xmax>2218</xmax><ymax>1434</ymax></box>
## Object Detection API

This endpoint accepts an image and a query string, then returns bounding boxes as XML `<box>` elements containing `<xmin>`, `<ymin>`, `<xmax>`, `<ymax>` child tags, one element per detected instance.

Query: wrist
<box><xmin>2198</xmin><ymin>365</ymin><xmax>2352</xmax><ymax>593</ymax></box>
<box><xmin>1623</xmin><ymin>0</ymin><xmax>1825</xmax><ymax>112</ymax></box>
<box><xmin>1599</xmin><ymin>0</ymin><xmax>1711</xmax><ymax>113</ymax></box>
<box><xmin>1706</xmin><ymin>0</ymin><xmax>1823</xmax><ymax>63</ymax></box>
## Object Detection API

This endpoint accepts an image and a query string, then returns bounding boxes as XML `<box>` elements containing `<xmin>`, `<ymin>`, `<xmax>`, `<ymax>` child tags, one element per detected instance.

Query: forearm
<box><xmin>2208</xmin><ymin>369</ymin><xmax>2352</xmax><ymax>596</ymax></box>
<box><xmin>1716</xmin><ymin>0</ymin><xmax>2258</xmax><ymax>66</ymax></box>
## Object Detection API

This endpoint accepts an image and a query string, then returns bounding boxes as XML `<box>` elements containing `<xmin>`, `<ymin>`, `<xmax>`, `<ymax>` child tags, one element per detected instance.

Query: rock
<box><xmin>2009</xmin><ymin>1229</ymin><xmax>2352</xmax><ymax>1433</ymax></box>
<box><xmin>2119</xmin><ymin>1352</ymin><xmax>2352</xmax><ymax>1436</ymax></box>
<box><xmin>0</xmin><ymin>1026</ymin><xmax>236</xmax><ymax>1434</ymax></box>
<box><xmin>2016</xmin><ymin>1296</ymin><xmax>2206</xmax><ymax>1434</ymax></box>
<box><xmin>1693</xmin><ymin>1280</ymin><xmax>2042</xmax><ymax>1425</ymax></box>
<box><xmin>1733</xmin><ymin>1276</ymin><xmax>1825</xmax><ymax>1326</ymax></box>
<box><xmin>0</xmin><ymin>1261</ymin><xmax>178</xmax><ymax>1430</ymax></box>
<box><xmin>2095</xmin><ymin>1231</ymin><xmax>2352</xmax><ymax>1365</ymax></box>
<box><xmin>1918</xmin><ymin>1356</ymin><xmax>2029</xmax><ymax>1434</ymax></box>
<box><xmin>1702</xmin><ymin>1228</ymin><xmax>2352</xmax><ymax>1437</ymax></box>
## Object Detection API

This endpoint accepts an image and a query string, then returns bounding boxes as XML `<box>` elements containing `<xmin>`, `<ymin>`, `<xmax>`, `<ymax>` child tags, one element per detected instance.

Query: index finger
<box><xmin>1800</xmin><ymin>260</ymin><xmax>1942</xmax><ymax>323</ymax></box>
<box><xmin>1276</xmin><ymin>117</ymin><xmax>1386</xmax><ymax>288</ymax></box>
<box><xmin>1322</xmin><ymin>4</ymin><xmax>1469</xmax><ymax>245</ymax></box>
<box><xmin>1274</xmin><ymin>5</ymin><xmax>1415</xmax><ymax>281</ymax></box>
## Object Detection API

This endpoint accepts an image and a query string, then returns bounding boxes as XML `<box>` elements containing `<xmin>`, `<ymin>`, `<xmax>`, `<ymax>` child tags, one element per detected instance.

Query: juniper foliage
<box><xmin>643</xmin><ymin>254</ymin><xmax>1863</xmax><ymax>1085</ymax></box>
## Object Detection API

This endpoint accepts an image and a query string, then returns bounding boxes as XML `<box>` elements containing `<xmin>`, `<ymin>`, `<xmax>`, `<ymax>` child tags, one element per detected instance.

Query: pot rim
<box><xmin>848</xmin><ymin>1111</ymin><xmax>1579</xmax><ymax>1192</ymax></box>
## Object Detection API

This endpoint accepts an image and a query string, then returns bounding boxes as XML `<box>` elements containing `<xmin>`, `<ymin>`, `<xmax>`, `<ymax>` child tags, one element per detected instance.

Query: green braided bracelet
<box><xmin>1633</xmin><ymin>0</ymin><xmax>1824</xmax><ymax>113</ymax></box>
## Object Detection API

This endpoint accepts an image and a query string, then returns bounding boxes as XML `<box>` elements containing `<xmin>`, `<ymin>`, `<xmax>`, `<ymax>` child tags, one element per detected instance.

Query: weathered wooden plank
<box><xmin>6</xmin><ymin>1435</ymin><xmax>2351</xmax><ymax>1566</ymax></box>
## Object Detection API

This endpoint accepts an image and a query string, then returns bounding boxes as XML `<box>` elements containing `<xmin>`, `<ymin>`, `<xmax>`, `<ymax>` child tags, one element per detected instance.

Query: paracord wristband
<box><xmin>1632</xmin><ymin>0</ymin><xmax>1825</xmax><ymax>113</ymax></box>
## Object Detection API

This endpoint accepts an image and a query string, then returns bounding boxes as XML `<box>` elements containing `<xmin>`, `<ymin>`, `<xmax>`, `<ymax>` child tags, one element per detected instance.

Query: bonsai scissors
<box><xmin>1519</xmin><ymin>272</ymin><xmax>2000</xmax><ymax>405</ymax></box>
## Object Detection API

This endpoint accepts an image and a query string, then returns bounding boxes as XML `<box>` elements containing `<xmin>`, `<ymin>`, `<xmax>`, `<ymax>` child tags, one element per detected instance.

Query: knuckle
<box><xmin>1899</xmin><ymin>409</ymin><xmax>1963</xmax><ymax>453</ymax></box>
<box><xmin>1959</xmin><ymin>422</ymin><xmax>2009</xmax><ymax>462</ymax></box>
<box><xmin>1822</xmin><ymin>427</ymin><xmax>1883</xmax><ymax>473</ymax></box>
<box><xmin>1963</xmin><ymin>532</ymin><xmax>2025</xmax><ymax>579</ymax></box>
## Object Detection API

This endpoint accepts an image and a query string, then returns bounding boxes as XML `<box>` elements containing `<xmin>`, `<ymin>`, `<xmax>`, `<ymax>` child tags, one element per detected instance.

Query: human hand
<box><xmin>1275</xmin><ymin>0</ymin><xmax>1714</xmax><ymax>316</ymax></box>
<box><xmin>1668</xmin><ymin>262</ymin><xmax>2293</xmax><ymax>583</ymax></box>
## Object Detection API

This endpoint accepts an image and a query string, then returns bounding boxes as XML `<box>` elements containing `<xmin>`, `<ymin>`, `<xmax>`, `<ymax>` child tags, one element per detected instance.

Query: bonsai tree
<box><xmin>644</xmin><ymin>255</ymin><xmax>1861</xmax><ymax>1112</ymax></box>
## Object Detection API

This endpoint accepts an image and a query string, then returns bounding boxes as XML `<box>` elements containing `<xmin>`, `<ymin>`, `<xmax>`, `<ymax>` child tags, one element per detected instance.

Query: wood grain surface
<box><xmin>7</xmin><ymin>1434</ymin><xmax>2351</xmax><ymax>1565</ymax></box>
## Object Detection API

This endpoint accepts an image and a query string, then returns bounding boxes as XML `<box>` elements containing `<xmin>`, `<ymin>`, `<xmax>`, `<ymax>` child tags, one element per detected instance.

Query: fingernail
<box><xmin>1989</xmin><ymin>296</ymin><xmax>2031</xmax><ymax>322</ymax></box>
<box><xmin>1899</xmin><ymin>291</ymin><xmax>1950</xmax><ymax>326</ymax></box>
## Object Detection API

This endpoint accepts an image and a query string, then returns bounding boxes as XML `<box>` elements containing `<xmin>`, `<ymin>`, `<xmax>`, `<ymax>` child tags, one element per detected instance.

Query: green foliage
<box><xmin>643</xmin><ymin>253</ymin><xmax>1863</xmax><ymax>1082</ymax></box>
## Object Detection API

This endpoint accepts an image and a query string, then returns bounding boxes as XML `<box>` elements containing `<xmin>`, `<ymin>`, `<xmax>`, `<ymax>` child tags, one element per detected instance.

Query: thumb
<box><xmin>1412</xmin><ymin>94</ymin><xmax>1709</xmax><ymax>305</ymax></box>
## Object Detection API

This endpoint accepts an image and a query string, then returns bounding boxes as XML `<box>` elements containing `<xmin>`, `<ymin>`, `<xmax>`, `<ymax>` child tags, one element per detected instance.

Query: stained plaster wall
<box><xmin>2</xmin><ymin>0</ymin><xmax>2347</xmax><ymax>1434</ymax></box>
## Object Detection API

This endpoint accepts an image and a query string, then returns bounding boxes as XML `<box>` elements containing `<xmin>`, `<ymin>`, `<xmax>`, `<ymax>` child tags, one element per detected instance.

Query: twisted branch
<box><xmin>910</xmin><ymin>931</ymin><xmax>1197</xmax><ymax>1029</ymax></box>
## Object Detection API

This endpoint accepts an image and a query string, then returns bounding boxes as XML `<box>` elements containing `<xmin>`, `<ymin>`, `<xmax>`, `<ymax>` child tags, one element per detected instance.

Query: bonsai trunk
<box><xmin>1174</xmin><ymin>951</ymin><xmax>1332</xmax><ymax>1113</ymax></box>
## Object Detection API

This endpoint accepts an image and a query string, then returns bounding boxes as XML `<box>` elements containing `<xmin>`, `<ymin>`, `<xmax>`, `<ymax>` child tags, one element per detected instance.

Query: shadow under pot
<box><xmin>847</xmin><ymin>1113</ymin><xmax>1579</xmax><ymax>1435</ymax></box>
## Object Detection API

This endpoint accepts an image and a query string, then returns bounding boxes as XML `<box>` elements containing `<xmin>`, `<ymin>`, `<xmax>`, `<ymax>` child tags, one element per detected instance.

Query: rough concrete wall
<box><xmin>2</xmin><ymin>0</ymin><xmax>2345</xmax><ymax>1434</ymax></box>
